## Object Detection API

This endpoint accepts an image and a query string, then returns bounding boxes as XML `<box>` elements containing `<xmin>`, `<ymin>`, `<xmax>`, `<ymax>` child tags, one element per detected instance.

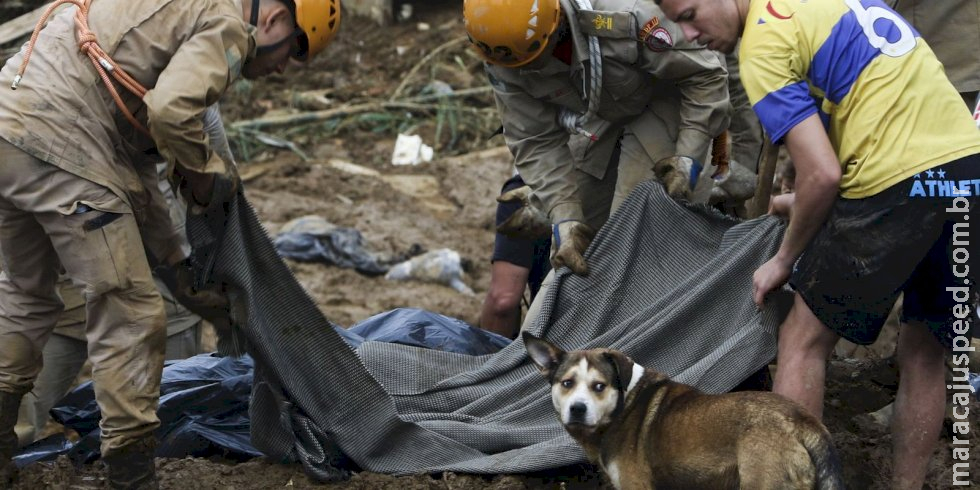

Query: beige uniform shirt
<box><xmin>0</xmin><ymin>0</ymin><xmax>254</xmax><ymax>215</ymax></box>
<box><xmin>892</xmin><ymin>0</ymin><xmax>980</xmax><ymax>93</ymax></box>
<box><xmin>487</xmin><ymin>0</ymin><xmax>729</xmax><ymax>222</ymax></box>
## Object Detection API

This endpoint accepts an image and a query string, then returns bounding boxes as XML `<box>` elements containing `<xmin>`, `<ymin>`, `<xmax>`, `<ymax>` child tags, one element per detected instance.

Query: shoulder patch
<box><xmin>639</xmin><ymin>16</ymin><xmax>660</xmax><ymax>41</ymax></box>
<box><xmin>644</xmin><ymin>26</ymin><xmax>673</xmax><ymax>52</ymax></box>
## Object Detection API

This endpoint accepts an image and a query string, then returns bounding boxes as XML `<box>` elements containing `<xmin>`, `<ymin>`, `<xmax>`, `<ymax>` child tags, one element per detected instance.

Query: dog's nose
<box><xmin>569</xmin><ymin>402</ymin><xmax>588</xmax><ymax>422</ymax></box>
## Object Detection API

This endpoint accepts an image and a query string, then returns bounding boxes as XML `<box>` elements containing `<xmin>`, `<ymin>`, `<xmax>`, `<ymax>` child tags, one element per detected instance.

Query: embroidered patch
<box><xmin>592</xmin><ymin>14</ymin><xmax>613</xmax><ymax>31</ymax></box>
<box><xmin>639</xmin><ymin>16</ymin><xmax>660</xmax><ymax>42</ymax></box>
<box><xmin>644</xmin><ymin>27</ymin><xmax>673</xmax><ymax>52</ymax></box>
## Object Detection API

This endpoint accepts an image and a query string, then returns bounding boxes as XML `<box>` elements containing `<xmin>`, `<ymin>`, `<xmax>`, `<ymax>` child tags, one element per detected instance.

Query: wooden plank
<box><xmin>746</xmin><ymin>136</ymin><xmax>780</xmax><ymax>218</ymax></box>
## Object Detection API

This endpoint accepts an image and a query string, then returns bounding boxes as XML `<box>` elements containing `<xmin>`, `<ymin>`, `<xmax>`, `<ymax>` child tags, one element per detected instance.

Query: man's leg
<box><xmin>163</xmin><ymin>324</ymin><xmax>202</xmax><ymax>361</ymax></box>
<box><xmin>21</xmin><ymin>161</ymin><xmax>166</xmax><ymax>486</ymax></box>
<box><xmin>479</xmin><ymin>261</ymin><xmax>531</xmax><ymax>338</ymax></box>
<box><xmin>17</xmin><ymin>334</ymin><xmax>87</xmax><ymax>445</ymax></box>
<box><xmin>612</xmin><ymin>128</ymin><xmax>658</xmax><ymax>214</ymax></box>
<box><xmin>890</xmin><ymin>321</ymin><xmax>946</xmax><ymax>490</ymax></box>
<box><xmin>772</xmin><ymin>292</ymin><xmax>840</xmax><ymax>420</ymax></box>
<box><xmin>520</xmin><ymin>269</ymin><xmax>555</xmax><ymax>333</ymax></box>
<box><xmin>0</xmin><ymin>141</ymin><xmax>67</xmax><ymax>484</ymax></box>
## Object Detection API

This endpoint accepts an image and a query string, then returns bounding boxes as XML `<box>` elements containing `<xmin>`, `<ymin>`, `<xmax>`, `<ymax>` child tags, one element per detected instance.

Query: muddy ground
<box><xmin>3</xmin><ymin>2</ymin><xmax>979</xmax><ymax>488</ymax></box>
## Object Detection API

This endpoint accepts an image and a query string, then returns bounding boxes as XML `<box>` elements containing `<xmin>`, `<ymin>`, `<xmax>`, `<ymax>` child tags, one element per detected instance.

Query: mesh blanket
<box><xmin>184</xmin><ymin>181</ymin><xmax>791</xmax><ymax>480</ymax></box>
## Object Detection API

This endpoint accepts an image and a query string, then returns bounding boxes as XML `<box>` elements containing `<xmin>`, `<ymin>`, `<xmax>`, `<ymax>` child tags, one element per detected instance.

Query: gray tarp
<box><xmin>185</xmin><ymin>181</ymin><xmax>791</xmax><ymax>481</ymax></box>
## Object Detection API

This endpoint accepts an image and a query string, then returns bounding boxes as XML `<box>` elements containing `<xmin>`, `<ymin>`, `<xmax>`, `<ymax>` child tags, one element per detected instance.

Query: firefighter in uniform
<box><xmin>0</xmin><ymin>0</ymin><xmax>339</xmax><ymax>487</ymax></box>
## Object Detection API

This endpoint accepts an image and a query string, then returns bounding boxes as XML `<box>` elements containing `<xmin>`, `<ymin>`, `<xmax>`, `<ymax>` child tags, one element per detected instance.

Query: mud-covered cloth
<box><xmin>186</xmin><ymin>182</ymin><xmax>790</xmax><ymax>480</ymax></box>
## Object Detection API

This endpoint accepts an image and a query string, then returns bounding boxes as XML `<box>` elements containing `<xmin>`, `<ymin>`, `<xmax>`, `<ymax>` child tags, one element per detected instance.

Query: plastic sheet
<box><xmin>344</xmin><ymin>308</ymin><xmax>510</xmax><ymax>355</ymax></box>
<box><xmin>273</xmin><ymin>216</ymin><xmax>420</xmax><ymax>276</ymax></box>
<box><xmin>14</xmin><ymin>309</ymin><xmax>510</xmax><ymax>466</ymax></box>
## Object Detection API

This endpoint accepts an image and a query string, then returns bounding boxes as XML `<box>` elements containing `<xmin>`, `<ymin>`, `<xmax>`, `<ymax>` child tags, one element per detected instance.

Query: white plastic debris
<box><xmin>391</xmin><ymin>133</ymin><xmax>434</xmax><ymax>166</ymax></box>
<box><xmin>384</xmin><ymin>248</ymin><xmax>474</xmax><ymax>295</ymax></box>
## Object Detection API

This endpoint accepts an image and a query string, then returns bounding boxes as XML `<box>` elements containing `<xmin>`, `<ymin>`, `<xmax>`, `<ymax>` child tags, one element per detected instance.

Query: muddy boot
<box><xmin>0</xmin><ymin>390</ymin><xmax>24</xmax><ymax>486</ymax></box>
<box><xmin>103</xmin><ymin>436</ymin><xmax>159</xmax><ymax>490</ymax></box>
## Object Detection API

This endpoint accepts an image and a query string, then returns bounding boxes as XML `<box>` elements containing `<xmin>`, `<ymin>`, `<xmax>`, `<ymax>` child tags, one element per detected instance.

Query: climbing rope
<box><xmin>12</xmin><ymin>0</ymin><xmax>150</xmax><ymax>135</ymax></box>
<box><xmin>557</xmin><ymin>0</ymin><xmax>603</xmax><ymax>142</ymax></box>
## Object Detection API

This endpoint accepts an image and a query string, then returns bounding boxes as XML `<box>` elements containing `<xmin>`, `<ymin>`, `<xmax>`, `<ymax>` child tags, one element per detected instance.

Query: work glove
<box><xmin>654</xmin><ymin>155</ymin><xmax>703</xmax><ymax>200</ymax></box>
<box><xmin>495</xmin><ymin>185</ymin><xmax>552</xmax><ymax>240</ymax></box>
<box><xmin>709</xmin><ymin>160</ymin><xmax>757</xmax><ymax>205</ymax></box>
<box><xmin>170</xmin><ymin>259</ymin><xmax>233</xmax><ymax>331</ymax></box>
<box><xmin>176</xmin><ymin>163</ymin><xmax>241</xmax><ymax>212</ymax></box>
<box><xmin>550</xmin><ymin>220</ymin><xmax>595</xmax><ymax>276</ymax></box>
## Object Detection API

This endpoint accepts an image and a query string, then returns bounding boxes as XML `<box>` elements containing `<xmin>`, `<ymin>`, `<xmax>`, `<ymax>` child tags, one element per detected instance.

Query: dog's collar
<box><xmin>625</xmin><ymin>363</ymin><xmax>644</xmax><ymax>395</ymax></box>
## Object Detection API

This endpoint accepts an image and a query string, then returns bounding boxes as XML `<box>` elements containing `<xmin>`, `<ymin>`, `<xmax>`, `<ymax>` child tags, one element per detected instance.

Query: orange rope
<box><xmin>13</xmin><ymin>0</ymin><xmax>150</xmax><ymax>136</ymax></box>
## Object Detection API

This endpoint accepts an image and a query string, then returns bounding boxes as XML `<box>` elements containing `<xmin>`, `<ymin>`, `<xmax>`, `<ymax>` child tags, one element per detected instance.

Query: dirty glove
<box><xmin>550</xmin><ymin>220</ymin><xmax>595</xmax><ymax>276</ymax></box>
<box><xmin>654</xmin><ymin>156</ymin><xmax>702</xmax><ymax>200</ymax></box>
<box><xmin>170</xmin><ymin>259</ymin><xmax>233</xmax><ymax>329</ymax></box>
<box><xmin>709</xmin><ymin>160</ymin><xmax>757</xmax><ymax>205</ymax></box>
<box><xmin>176</xmin><ymin>163</ymin><xmax>240</xmax><ymax>212</ymax></box>
<box><xmin>496</xmin><ymin>185</ymin><xmax>551</xmax><ymax>240</ymax></box>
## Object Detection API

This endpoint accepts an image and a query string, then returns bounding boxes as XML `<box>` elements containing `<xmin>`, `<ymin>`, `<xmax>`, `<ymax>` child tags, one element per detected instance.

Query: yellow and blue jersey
<box><xmin>740</xmin><ymin>0</ymin><xmax>980</xmax><ymax>198</ymax></box>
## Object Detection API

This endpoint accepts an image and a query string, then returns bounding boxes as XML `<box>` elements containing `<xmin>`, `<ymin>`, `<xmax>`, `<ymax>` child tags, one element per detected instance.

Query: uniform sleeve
<box><xmin>202</xmin><ymin>103</ymin><xmax>236</xmax><ymax>167</ymax></box>
<box><xmin>738</xmin><ymin>20</ymin><xmax>816</xmax><ymax>144</ymax></box>
<box><xmin>489</xmin><ymin>68</ymin><xmax>584</xmax><ymax>223</ymax></box>
<box><xmin>142</xmin><ymin>12</ymin><xmax>251</xmax><ymax>176</ymax></box>
<box><xmin>636</xmin><ymin>42</ymin><xmax>731</xmax><ymax>160</ymax></box>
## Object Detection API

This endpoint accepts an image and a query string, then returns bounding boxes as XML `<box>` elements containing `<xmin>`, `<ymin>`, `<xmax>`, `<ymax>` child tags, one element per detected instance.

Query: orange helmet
<box><xmin>293</xmin><ymin>0</ymin><xmax>341</xmax><ymax>60</ymax></box>
<box><xmin>463</xmin><ymin>0</ymin><xmax>561</xmax><ymax>68</ymax></box>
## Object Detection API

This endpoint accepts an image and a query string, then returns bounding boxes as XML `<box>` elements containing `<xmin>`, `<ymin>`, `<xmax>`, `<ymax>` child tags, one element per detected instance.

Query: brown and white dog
<box><xmin>523</xmin><ymin>332</ymin><xmax>843</xmax><ymax>490</ymax></box>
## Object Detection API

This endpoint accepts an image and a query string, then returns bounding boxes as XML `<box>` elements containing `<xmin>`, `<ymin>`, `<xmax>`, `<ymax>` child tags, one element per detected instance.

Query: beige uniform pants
<box><xmin>530</xmin><ymin>102</ymin><xmax>715</xmax><ymax>331</ymax></box>
<box><xmin>0</xmin><ymin>139</ymin><xmax>166</xmax><ymax>455</ymax></box>
<box><xmin>577</xmin><ymin>99</ymin><xmax>716</xmax><ymax>233</ymax></box>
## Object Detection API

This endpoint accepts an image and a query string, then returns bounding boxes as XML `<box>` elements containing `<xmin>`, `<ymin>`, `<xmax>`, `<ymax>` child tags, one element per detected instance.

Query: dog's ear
<box><xmin>602</xmin><ymin>351</ymin><xmax>635</xmax><ymax>392</ymax></box>
<box><xmin>523</xmin><ymin>332</ymin><xmax>565</xmax><ymax>377</ymax></box>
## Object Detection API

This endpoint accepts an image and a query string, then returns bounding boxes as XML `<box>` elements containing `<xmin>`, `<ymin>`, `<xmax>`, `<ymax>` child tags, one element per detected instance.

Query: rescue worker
<box><xmin>479</xmin><ymin>173</ymin><xmax>552</xmax><ymax>338</ymax></box>
<box><xmin>13</xmin><ymin>104</ymin><xmax>234</xmax><ymax>448</ymax></box>
<box><xmin>463</xmin><ymin>0</ymin><xmax>730</xmax><ymax>277</ymax></box>
<box><xmin>0</xmin><ymin>0</ymin><xmax>339</xmax><ymax>487</ymax></box>
<box><xmin>655</xmin><ymin>0</ymin><xmax>980</xmax><ymax>488</ymax></box>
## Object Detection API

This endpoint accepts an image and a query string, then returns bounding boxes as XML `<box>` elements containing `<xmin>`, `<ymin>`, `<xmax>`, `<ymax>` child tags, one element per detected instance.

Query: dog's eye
<box><xmin>593</xmin><ymin>383</ymin><xmax>605</xmax><ymax>392</ymax></box>
<box><xmin>561</xmin><ymin>379</ymin><xmax>574</xmax><ymax>389</ymax></box>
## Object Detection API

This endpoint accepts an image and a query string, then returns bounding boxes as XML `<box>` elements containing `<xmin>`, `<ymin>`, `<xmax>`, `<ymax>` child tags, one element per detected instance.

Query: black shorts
<box><xmin>492</xmin><ymin>175</ymin><xmax>552</xmax><ymax>299</ymax></box>
<box><xmin>790</xmin><ymin>154</ymin><xmax>979</xmax><ymax>348</ymax></box>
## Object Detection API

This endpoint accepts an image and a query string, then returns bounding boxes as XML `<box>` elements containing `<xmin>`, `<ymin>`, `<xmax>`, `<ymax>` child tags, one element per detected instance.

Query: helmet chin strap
<box><xmin>250</xmin><ymin>0</ymin><xmax>261</xmax><ymax>26</ymax></box>
<box><xmin>249</xmin><ymin>0</ymin><xmax>301</xmax><ymax>57</ymax></box>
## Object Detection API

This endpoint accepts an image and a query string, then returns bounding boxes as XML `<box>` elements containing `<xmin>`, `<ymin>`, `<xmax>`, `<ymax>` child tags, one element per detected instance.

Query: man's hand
<box><xmin>752</xmin><ymin>256</ymin><xmax>794</xmax><ymax>307</ymax></box>
<box><xmin>654</xmin><ymin>156</ymin><xmax>703</xmax><ymax>200</ymax></box>
<box><xmin>551</xmin><ymin>220</ymin><xmax>595</xmax><ymax>276</ymax></box>
<box><xmin>496</xmin><ymin>185</ymin><xmax>551</xmax><ymax>240</ymax></box>
<box><xmin>171</xmin><ymin>259</ymin><xmax>232</xmax><ymax>325</ymax></box>
<box><xmin>177</xmin><ymin>164</ymin><xmax>240</xmax><ymax>210</ymax></box>
<box><xmin>768</xmin><ymin>193</ymin><xmax>795</xmax><ymax>220</ymax></box>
